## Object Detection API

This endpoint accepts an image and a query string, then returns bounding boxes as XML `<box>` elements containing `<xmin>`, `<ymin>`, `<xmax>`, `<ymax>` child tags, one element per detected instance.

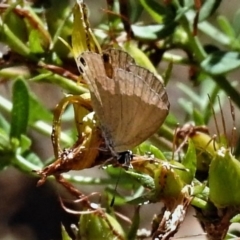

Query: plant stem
<box><xmin>35</xmin><ymin>73</ymin><xmax>88</xmax><ymax>95</ymax></box>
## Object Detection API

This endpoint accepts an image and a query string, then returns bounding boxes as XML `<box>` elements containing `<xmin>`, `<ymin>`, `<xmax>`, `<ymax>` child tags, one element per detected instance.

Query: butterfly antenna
<box><xmin>110</xmin><ymin>168</ymin><xmax>123</xmax><ymax>207</ymax></box>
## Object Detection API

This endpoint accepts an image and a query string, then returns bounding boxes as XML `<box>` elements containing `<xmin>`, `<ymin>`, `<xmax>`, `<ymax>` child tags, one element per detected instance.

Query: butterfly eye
<box><xmin>78</xmin><ymin>57</ymin><xmax>86</xmax><ymax>74</ymax></box>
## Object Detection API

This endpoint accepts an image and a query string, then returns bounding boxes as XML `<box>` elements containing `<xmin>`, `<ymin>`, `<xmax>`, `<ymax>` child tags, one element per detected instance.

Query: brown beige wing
<box><xmin>109</xmin><ymin>68</ymin><xmax>169</xmax><ymax>151</ymax></box>
<box><xmin>76</xmin><ymin>51</ymin><xmax>121</xmax><ymax>149</ymax></box>
<box><xmin>76</xmin><ymin>51</ymin><xmax>169</xmax><ymax>152</ymax></box>
<box><xmin>103</xmin><ymin>48</ymin><xmax>135</xmax><ymax>71</ymax></box>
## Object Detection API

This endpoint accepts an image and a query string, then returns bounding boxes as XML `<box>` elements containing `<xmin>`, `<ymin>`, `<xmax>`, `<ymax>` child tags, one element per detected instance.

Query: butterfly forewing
<box><xmin>77</xmin><ymin>52</ymin><xmax>105</xmax><ymax>103</ymax></box>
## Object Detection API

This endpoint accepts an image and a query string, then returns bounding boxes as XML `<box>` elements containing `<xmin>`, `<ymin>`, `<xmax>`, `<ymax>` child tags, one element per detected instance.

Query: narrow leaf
<box><xmin>199</xmin><ymin>0</ymin><xmax>222</xmax><ymax>21</ymax></box>
<box><xmin>10</xmin><ymin>79</ymin><xmax>29</xmax><ymax>139</ymax></box>
<box><xmin>61</xmin><ymin>224</ymin><xmax>72</xmax><ymax>240</ymax></box>
<box><xmin>217</xmin><ymin>15</ymin><xmax>235</xmax><ymax>39</ymax></box>
<box><xmin>139</xmin><ymin>0</ymin><xmax>166</xmax><ymax>23</ymax></box>
<box><xmin>201</xmin><ymin>51</ymin><xmax>240</xmax><ymax>75</ymax></box>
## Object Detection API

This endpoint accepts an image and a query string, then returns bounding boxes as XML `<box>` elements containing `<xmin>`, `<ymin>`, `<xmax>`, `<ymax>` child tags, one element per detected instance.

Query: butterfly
<box><xmin>76</xmin><ymin>49</ymin><xmax>169</xmax><ymax>166</ymax></box>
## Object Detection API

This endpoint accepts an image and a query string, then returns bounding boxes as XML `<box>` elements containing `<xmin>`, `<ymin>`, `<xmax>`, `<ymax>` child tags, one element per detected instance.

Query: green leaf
<box><xmin>61</xmin><ymin>224</ymin><xmax>72</xmax><ymax>240</ymax></box>
<box><xmin>0</xmin><ymin>114</ymin><xmax>10</xmax><ymax>133</ymax></box>
<box><xmin>199</xmin><ymin>0</ymin><xmax>222</xmax><ymax>22</ymax></box>
<box><xmin>131</xmin><ymin>25</ymin><xmax>165</xmax><ymax>40</ymax></box>
<box><xmin>12</xmin><ymin>149</ymin><xmax>43</xmax><ymax>172</ymax></box>
<box><xmin>79</xmin><ymin>212</ymin><xmax>125</xmax><ymax>240</ymax></box>
<box><xmin>23</xmin><ymin>151</ymin><xmax>43</xmax><ymax>169</ymax></box>
<box><xmin>127</xmin><ymin>0</ymin><xmax>143</xmax><ymax>23</ymax></box>
<box><xmin>19</xmin><ymin>135</ymin><xmax>31</xmax><ymax>154</ymax></box>
<box><xmin>181</xmin><ymin>139</ymin><xmax>197</xmax><ymax>183</ymax></box>
<box><xmin>134</xmin><ymin>0</ymin><xmax>176</xmax><ymax>38</ymax></box>
<box><xmin>105</xmin><ymin>187</ymin><xmax>128</xmax><ymax>206</ymax></box>
<box><xmin>28</xmin><ymin>93</ymin><xmax>52</xmax><ymax>124</ymax></box>
<box><xmin>126</xmin><ymin>171</ymin><xmax>155</xmax><ymax>190</ymax></box>
<box><xmin>162</xmin><ymin>60</ymin><xmax>173</xmax><ymax>85</ymax></box>
<box><xmin>105</xmin><ymin>166</ymin><xmax>138</xmax><ymax>187</ymax></box>
<box><xmin>201</xmin><ymin>51</ymin><xmax>240</xmax><ymax>75</ymax></box>
<box><xmin>29</xmin><ymin>29</ymin><xmax>44</xmax><ymax>54</ymax></box>
<box><xmin>2</xmin><ymin>7</ymin><xmax>28</xmax><ymax>42</ymax></box>
<box><xmin>231</xmin><ymin>214</ymin><xmax>240</xmax><ymax>223</ymax></box>
<box><xmin>123</xmin><ymin>43</ymin><xmax>156</xmax><ymax>73</ymax></box>
<box><xmin>209</xmin><ymin>148</ymin><xmax>240</xmax><ymax>207</ymax></box>
<box><xmin>192</xmin><ymin>181</ymin><xmax>209</xmax><ymax>200</ymax></box>
<box><xmin>190</xmin><ymin>130</ymin><xmax>217</xmax><ymax>169</ymax></box>
<box><xmin>0</xmin><ymin>128</ymin><xmax>10</xmax><ymax>150</ymax></box>
<box><xmin>164</xmin><ymin>112</ymin><xmax>178</xmax><ymax>125</ymax></box>
<box><xmin>233</xmin><ymin>9</ymin><xmax>240</xmax><ymax>38</ymax></box>
<box><xmin>133</xmin><ymin>22</ymin><xmax>176</xmax><ymax>40</ymax></box>
<box><xmin>178</xmin><ymin>98</ymin><xmax>193</xmax><ymax>115</ymax></box>
<box><xmin>10</xmin><ymin>79</ymin><xmax>29</xmax><ymax>139</ymax></box>
<box><xmin>1</xmin><ymin>24</ymin><xmax>31</xmax><ymax>57</ymax></box>
<box><xmin>136</xmin><ymin>142</ymin><xmax>167</xmax><ymax>160</ymax></box>
<box><xmin>0</xmin><ymin>129</ymin><xmax>13</xmax><ymax>170</ymax></box>
<box><xmin>139</xmin><ymin>0</ymin><xmax>166</xmax><ymax>23</ymax></box>
<box><xmin>217</xmin><ymin>15</ymin><xmax>235</xmax><ymax>39</ymax></box>
<box><xmin>178</xmin><ymin>83</ymin><xmax>202</xmax><ymax>106</ymax></box>
<box><xmin>193</xmin><ymin>109</ymin><xmax>205</xmax><ymax>125</ymax></box>
<box><xmin>153</xmin><ymin>162</ymin><xmax>185</xmax><ymax>200</ymax></box>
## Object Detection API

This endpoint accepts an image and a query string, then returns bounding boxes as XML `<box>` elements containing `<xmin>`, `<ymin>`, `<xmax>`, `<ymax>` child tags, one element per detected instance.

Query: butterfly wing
<box><xmin>110</xmin><ymin>67</ymin><xmax>169</xmax><ymax>151</ymax></box>
<box><xmin>76</xmin><ymin>51</ymin><xmax>120</xmax><ymax>149</ymax></box>
<box><xmin>77</xmin><ymin>50</ymin><xmax>169</xmax><ymax>152</ymax></box>
<box><xmin>103</xmin><ymin>48</ymin><xmax>135</xmax><ymax>70</ymax></box>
